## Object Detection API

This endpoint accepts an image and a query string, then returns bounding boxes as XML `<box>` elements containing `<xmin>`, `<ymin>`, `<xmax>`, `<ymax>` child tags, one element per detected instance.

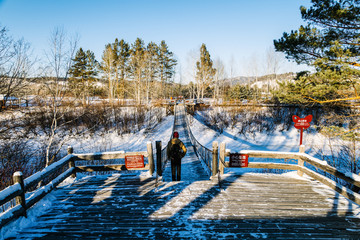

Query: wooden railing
<box><xmin>0</xmin><ymin>143</ymin><xmax>154</xmax><ymax>228</ymax></box>
<box><xmin>219</xmin><ymin>143</ymin><xmax>360</xmax><ymax>205</ymax></box>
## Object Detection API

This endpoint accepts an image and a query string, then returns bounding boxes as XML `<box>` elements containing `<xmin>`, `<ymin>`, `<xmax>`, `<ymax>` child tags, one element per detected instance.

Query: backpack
<box><xmin>169</xmin><ymin>142</ymin><xmax>182</xmax><ymax>159</ymax></box>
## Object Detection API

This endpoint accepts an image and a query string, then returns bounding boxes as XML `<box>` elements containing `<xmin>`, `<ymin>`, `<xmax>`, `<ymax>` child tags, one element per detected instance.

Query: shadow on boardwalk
<box><xmin>6</xmin><ymin>106</ymin><xmax>360</xmax><ymax>239</ymax></box>
<box><xmin>7</xmin><ymin>172</ymin><xmax>360</xmax><ymax>239</ymax></box>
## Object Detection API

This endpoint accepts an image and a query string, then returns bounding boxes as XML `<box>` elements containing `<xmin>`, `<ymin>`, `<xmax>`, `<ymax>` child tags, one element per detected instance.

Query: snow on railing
<box><xmin>0</xmin><ymin>154</ymin><xmax>74</xmax><ymax>228</ymax></box>
<box><xmin>184</xmin><ymin>105</ymin><xmax>217</xmax><ymax>177</ymax></box>
<box><xmin>0</xmin><ymin>141</ymin><xmax>156</xmax><ymax>229</ymax></box>
<box><xmin>219</xmin><ymin>143</ymin><xmax>360</xmax><ymax>205</ymax></box>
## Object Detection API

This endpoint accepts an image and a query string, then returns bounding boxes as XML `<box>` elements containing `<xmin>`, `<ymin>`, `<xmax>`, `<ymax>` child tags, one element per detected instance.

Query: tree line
<box><xmin>68</xmin><ymin>38</ymin><xmax>177</xmax><ymax>105</ymax></box>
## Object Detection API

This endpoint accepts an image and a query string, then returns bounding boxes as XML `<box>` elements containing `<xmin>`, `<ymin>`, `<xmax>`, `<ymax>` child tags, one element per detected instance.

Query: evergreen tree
<box><xmin>274</xmin><ymin>0</ymin><xmax>360</xmax><ymax>104</ymax></box>
<box><xmin>101</xmin><ymin>44</ymin><xmax>116</xmax><ymax>104</ymax></box>
<box><xmin>115</xmin><ymin>39</ymin><xmax>130</xmax><ymax>100</ymax></box>
<box><xmin>69</xmin><ymin>48</ymin><xmax>98</xmax><ymax>104</ymax></box>
<box><xmin>129</xmin><ymin>38</ymin><xmax>146</xmax><ymax>104</ymax></box>
<box><xmin>145</xmin><ymin>42</ymin><xmax>159</xmax><ymax>101</ymax></box>
<box><xmin>196</xmin><ymin>43</ymin><xmax>216</xmax><ymax>100</ymax></box>
<box><xmin>158</xmin><ymin>40</ymin><xmax>177</xmax><ymax>98</ymax></box>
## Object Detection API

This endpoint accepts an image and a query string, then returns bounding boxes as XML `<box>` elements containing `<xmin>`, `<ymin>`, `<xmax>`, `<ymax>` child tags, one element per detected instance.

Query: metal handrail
<box><xmin>183</xmin><ymin>105</ymin><xmax>213</xmax><ymax>175</ymax></box>
<box><xmin>159</xmin><ymin>104</ymin><xmax>177</xmax><ymax>173</ymax></box>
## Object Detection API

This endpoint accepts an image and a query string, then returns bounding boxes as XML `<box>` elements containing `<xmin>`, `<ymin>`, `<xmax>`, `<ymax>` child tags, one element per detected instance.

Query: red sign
<box><xmin>292</xmin><ymin>115</ymin><xmax>313</xmax><ymax>145</ymax></box>
<box><xmin>292</xmin><ymin>115</ymin><xmax>312</xmax><ymax>129</ymax></box>
<box><xmin>125</xmin><ymin>155</ymin><xmax>145</xmax><ymax>169</ymax></box>
<box><xmin>229</xmin><ymin>154</ymin><xmax>249</xmax><ymax>167</ymax></box>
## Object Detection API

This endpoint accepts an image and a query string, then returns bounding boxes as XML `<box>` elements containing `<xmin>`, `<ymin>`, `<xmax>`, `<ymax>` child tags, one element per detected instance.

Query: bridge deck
<box><xmin>6</xmin><ymin>106</ymin><xmax>360</xmax><ymax>239</ymax></box>
<box><xmin>8</xmin><ymin>174</ymin><xmax>360</xmax><ymax>239</ymax></box>
<box><xmin>162</xmin><ymin>105</ymin><xmax>209</xmax><ymax>182</ymax></box>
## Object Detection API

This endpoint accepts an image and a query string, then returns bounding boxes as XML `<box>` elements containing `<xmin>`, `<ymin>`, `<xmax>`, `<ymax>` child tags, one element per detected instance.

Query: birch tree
<box><xmin>43</xmin><ymin>27</ymin><xmax>78</xmax><ymax>166</ymax></box>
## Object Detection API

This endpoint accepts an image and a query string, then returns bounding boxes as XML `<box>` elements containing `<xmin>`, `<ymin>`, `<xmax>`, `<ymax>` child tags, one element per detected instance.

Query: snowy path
<box><xmin>5</xmin><ymin>173</ymin><xmax>360</xmax><ymax>239</ymax></box>
<box><xmin>162</xmin><ymin>105</ymin><xmax>209</xmax><ymax>182</ymax></box>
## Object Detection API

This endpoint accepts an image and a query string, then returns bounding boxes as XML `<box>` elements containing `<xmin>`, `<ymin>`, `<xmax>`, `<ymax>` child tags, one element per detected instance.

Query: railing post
<box><xmin>219</xmin><ymin>142</ymin><xmax>226</xmax><ymax>174</ymax></box>
<box><xmin>212</xmin><ymin>141</ymin><xmax>219</xmax><ymax>176</ymax></box>
<box><xmin>147</xmin><ymin>141</ymin><xmax>154</xmax><ymax>176</ymax></box>
<box><xmin>67</xmin><ymin>146</ymin><xmax>76</xmax><ymax>178</ymax></box>
<box><xmin>13</xmin><ymin>171</ymin><xmax>27</xmax><ymax>218</ymax></box>
<box><xmin>156</xmin><ymin>141</ymin><xmax>162</xmax><ymax>176</ymax></box>
<box><xmin>297</xmin><ymin>145</ymin><xmax>305</xmax><ymax>177</ymax></box>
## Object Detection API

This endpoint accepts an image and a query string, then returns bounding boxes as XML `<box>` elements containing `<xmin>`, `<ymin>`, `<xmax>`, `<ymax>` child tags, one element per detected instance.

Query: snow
<box><xmin>2</xmin><ymin>105</ymin><xmax>360</xmax><ymax>237</ymax></box>
<box><xmin>0</xmin><ymin>184</ymin><xmax>21</xmax><ymax>205</ymax></box>
<box><xmin>24</xmin><ymin>154</ymin><xmax>73</xmax><ymax>188</ymax></box>
<box><xmin>0</xmin><ymin>178</ymin><xmax>74</xmax><ymax>239</ymax></box>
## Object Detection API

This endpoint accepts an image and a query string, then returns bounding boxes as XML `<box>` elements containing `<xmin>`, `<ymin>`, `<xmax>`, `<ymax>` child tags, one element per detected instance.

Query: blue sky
<box><xmin>0</xmin><ymin>0</ymin><xmax>311</xmax><ymax>80</ymax></box>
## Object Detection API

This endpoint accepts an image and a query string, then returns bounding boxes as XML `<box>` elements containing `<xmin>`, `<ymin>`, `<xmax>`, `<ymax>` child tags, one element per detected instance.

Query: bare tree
<box><xmin>265</xmin><ymin>46</ymin><xmax>283</xmax><ymax>94</ymax></box>
<box><xmin>0</xmin><ymin>26</ymin><xmax>33</xmax><ymax>108</ymax></box>
<box><xmin>213</xmin><ymin>57</ymin><xmax>227</xmax><ymax>101</ymax></box>
<box><xmin>42</xmin><ymin>27</ymin><xmax>78</xmax><ymax>166</ymax></box>
<box><xmin>185</xmin><ymin>48</ymin><xmax>198</xmax><ymax>98</ymax></box>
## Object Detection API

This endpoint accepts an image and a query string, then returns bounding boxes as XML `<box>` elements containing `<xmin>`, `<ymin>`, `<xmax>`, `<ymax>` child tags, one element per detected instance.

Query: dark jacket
<box><xmin>167</xmin><ymin>138</ymin><xmax>187</xmax><ymax>159</ymax></box>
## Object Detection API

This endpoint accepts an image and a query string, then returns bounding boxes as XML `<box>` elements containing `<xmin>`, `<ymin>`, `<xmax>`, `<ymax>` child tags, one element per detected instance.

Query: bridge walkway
<box><xmin>5</xmin><ymin>105</ymin><xmax>360</xmax><ymax>239</ymax></box>
<box><xmin>162</xmin><ymin>105</ymin><xmax>209</xmax><ymax>182</ymax></box>
<box><xmin>7</xmin><ymin>173</ymin><xmax>360</xmax><ymax>239</ymax></box>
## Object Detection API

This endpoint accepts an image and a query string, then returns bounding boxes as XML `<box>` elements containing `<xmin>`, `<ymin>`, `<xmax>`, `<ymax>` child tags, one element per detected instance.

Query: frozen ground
<box><xmin>1</xmin><ymin>107</ymin><xmax>358</xmax><ymax>238</ymax></box>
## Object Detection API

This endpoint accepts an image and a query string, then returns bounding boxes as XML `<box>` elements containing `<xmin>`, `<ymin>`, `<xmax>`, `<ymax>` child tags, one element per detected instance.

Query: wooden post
<box><xmin>156</xmin><ymin>141</ymin><xmax>162</xmax><ymax>176</ymax></box>
<box><xmin>297</xmin><ymin>145</ymin><xmax>305</xmax><ymax>177</ymax></box>
<box><xmin>219</xmin><ymin>142</ymin><xmax>226</xmax><ymax>174</ymax></box>
<box><xmin>147</xmin><ymin>141</ymin><xmax>154</xmax><ymax>176</ymax></box>
<box><xmin>212</xmin><ymin>141</ymin><xmax>219</xmax><ymax>176</ymax></box>
<box><xmin>67</xmin><ymin>146</ymin><xmax>76</xmax><ymax>178</ymax></box>
<box><xmin>13</xmin><ymin>171</ymin><xmax>27</xmax><ymax>217</ymax></box>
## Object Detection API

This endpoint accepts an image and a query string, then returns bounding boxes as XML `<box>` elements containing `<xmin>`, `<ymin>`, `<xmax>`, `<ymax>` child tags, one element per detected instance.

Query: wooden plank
<box><xmin>0</xmin><ymin>183</ymin><xmax>22</xmax><ymax>206</ymax></box>
<box><xmin>74</xmin><ymin>151</ymin><xmax>148</xmax><ymax>161</ymax></box>
<box><xmin>0</xmin><ymin>205</ymin><xmax>25</xmax><ymax>228</ymax></box>
<box><xmin>75</xmin><ymin>164</ymin><xmax>150</xmax><ymax>172</ymax></box>
<box><xmin>26</xmin><ymin>167</ymin><xmax>75</xmax><ymax>209</ymax></box>
<box><xmin>24</xmin><ymin>155</ymin><xmax>72</xmax><ymax>190</ymax></box>
<box><xmin>300</xmin><ymin>154</ymin><xmax>360</xmax><ymax>188</ymax></box>
<box><xmin>300</xmin><ymin>166</ymin><xmax>360</xmax><ymax>205</ymax></box>
<box><xmin>224</xmin><ymin>162</ymin><xmax>299</xmax><ymax>170</ymax></box>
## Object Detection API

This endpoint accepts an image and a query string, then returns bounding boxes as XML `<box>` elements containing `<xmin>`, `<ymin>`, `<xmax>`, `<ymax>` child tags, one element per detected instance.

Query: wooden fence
<box><xmin>0</xmin><ymin>143</ymin><xmax>154</xmax><ymax>228</ymax></box>
<box><xmin>218</xmin><ymin>142</ymin><xmax>360</xmax><ymax>205</ymax></box>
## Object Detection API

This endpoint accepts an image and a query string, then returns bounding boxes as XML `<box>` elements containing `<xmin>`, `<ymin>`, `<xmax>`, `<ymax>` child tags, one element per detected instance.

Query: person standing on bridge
<box><xmin>167</xmin><ymin>131</ymin><xmax>187</xmax><ymax>181</ymax></box>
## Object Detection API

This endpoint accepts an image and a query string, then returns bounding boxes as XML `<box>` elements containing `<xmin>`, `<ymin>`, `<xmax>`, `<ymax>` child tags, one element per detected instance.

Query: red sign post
<box><xmin>229</xmin><ymin>153</ymin><xmax>249</xmax><ymax>167</ymax></box>
<box><xmin>292</xmin><ymin>115</ymin><xmax>313</xmax><ymax>145</ymax></box>
<box><xmin>125</xmin><ymin>155</ymin><xmax>145</xmax><ymax>169</ymax></box>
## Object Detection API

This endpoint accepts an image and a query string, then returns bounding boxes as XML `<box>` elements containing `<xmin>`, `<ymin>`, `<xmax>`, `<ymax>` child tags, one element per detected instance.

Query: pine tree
<box><xmin>116</xmin><ymin>39</ymin><xmax>130</xmax><ymax>101</ymax></box>
<box><xmin>158</xmin><ymin>40</ymin><xmax>177</xmax><ymax>98</ymax></box>
<box><xmin>274</xmin><ymin>0</ymin><xmax>360</xmax><ymax>104</ymax></box>
<box><xmin>196</xmin><ymin>44</ymin><xmax>216</xmax><ymax>100</ymax></box>
<box><xmin>69</xmin><ymin>48</ymin><xmax>98</xmax><ymax>105</ymax></box>
<box><xmin>129</xmin><ymin>38</ymin><xmax>146</xmax><ymax>104</ymax></box>
<box><xmin>101</xmin><ymin>44</ymin><xmax>116</xmax><ymax>104</ymax></box>
<box><xmin>145</xmin><ymin>42</ymin><xmax>159</xmax><ymax>101</ymax></box>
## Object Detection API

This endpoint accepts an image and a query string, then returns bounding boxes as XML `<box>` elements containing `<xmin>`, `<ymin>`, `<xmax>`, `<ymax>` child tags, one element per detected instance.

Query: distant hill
<box><xmin>223</xmin><ymin>72</ymin><xmax>296</xmax><ymax>86</ymax></box>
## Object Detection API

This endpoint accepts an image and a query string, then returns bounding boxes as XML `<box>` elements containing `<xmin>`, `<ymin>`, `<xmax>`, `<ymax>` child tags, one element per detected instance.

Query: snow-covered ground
<box><xmin>1</xmin><ymin>106</ymin><xmax>358</xmax><ymax>238</ymax></box>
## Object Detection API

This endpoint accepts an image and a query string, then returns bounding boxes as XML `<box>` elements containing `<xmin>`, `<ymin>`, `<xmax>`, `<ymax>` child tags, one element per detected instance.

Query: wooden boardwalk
<box><xmin>7</xmin><ymin>174</ymin><xmax>360</xmax><ymax>239</ymax></box>
<box><xmin>5</xmin><ymin>106</ymin><xmax>360</xmax><ymax>239</ymax></box>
